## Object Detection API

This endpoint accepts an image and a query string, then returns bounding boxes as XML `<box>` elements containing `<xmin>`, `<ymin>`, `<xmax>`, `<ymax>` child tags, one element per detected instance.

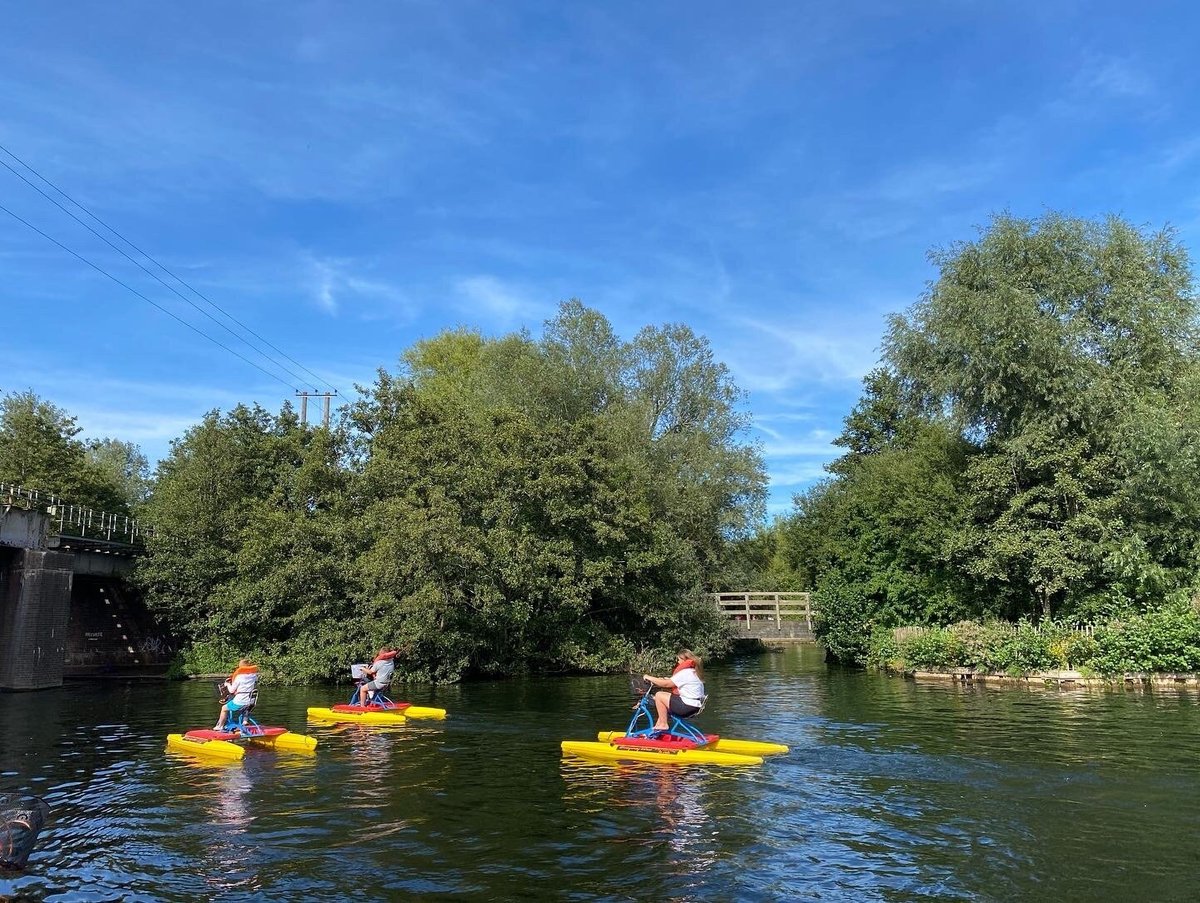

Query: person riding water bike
<box><xmin>642</xmin><ymin>649</ymin><xmax>705</xmax><ymax>732</ymax></box>
<box><xmin>354</xmin><ymin>648</ymin><xmax>397</xmax><ymax>707</ymax></box>
<box><xmin>214</xmin><ymin>659</ymin><xmax>259</xmax><ymax>731</ymax></box>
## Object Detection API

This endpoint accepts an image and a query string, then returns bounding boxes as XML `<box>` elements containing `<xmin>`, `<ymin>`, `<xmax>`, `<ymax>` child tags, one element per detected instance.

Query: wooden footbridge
<box><xmin>713</xmin><ymin>592</ymin><xmax>814</xmax><ymax>644</ymax></box>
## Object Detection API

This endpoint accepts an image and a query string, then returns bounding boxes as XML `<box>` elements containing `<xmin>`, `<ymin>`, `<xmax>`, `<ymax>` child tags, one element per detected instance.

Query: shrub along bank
<box><xmin>868</xmin><ymin>603</ymin><xmax>1200</xmax><ymax>677</ymax></box>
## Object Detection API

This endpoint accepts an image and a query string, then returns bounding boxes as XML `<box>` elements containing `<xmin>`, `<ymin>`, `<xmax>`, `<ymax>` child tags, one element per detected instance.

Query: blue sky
<box><xmin>2</xmin><ymin>2</ymin><xmax>1198</xmax><ymax>515</ymax></box>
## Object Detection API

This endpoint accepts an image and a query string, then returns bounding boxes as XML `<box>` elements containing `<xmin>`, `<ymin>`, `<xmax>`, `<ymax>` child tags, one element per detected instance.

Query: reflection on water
<box><xmin>2</xmin><ymin>649</ymin><xmax>1200</xmax><ymax>900</ymax></box>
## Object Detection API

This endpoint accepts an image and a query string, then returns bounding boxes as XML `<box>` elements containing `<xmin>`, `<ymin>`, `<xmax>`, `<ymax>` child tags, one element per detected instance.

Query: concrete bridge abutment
<box><xmin>1</xmin><ymin>503</ymin><xmax>171</xmax><ymax>689</ymax></box>
<box><xmin>0</xmin><ymin>548</ymin><xmax>74</xmax><ymax>690</ymax></box>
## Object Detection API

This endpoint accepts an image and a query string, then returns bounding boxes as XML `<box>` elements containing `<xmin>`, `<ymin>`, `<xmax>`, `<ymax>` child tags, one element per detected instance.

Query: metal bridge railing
<box><xmin>0</xmin><ymin>481</ymin><xmax>153</xmax><ymax>545</ymax></box>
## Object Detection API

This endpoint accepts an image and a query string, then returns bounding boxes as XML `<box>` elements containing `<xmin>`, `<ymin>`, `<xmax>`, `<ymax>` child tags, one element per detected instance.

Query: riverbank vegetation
<box><xmin>134</xmin><ymin>302</ymin><xmax>764</xmax><ymax>681</ymax></box>
<box><xmin>1</xmin><ymin>304</ymin><xmax>764</xmax><ymax>682</ymax></box>
<box><xmin>737</xmin><ymin>212</ymin><xmax>1200</xmax><ymax>667</ymax></box>
<box><xmin>12</xmin><ymin>211</ymin><xmax>1200</xmax><ymax>681</ymax></box>
<box><xmin>869</xmin><ymin>604</ymin><xmax>1200</xmax><ymax>676</ymax></box>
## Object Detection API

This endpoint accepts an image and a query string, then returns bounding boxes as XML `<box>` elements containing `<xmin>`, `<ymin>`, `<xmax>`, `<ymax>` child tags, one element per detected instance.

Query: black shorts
<box><xmin>668</xmin><ymin>696</ymin><xmax>700</xmax><ymax>717</ymax></box>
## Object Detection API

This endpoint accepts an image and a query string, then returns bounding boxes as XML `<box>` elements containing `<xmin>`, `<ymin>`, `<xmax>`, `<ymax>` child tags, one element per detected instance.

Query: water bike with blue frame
<box><xmin>561</xmin><ymin>679</ymin><xmax>789</xmax><ymax>766</ymax></box>
<box><xmin>166</xmin><ymin>688</ymin><xmax>317</xmax><ymax>761</ymax></box>
<box><xmin>307</xmin><ymin>663</ymin><xmax>446</xmax><ymax>724</ymax></box>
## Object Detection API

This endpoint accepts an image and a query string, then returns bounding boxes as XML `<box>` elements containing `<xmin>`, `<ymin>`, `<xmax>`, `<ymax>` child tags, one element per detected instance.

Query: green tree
<box><xmin>87</xmin><ymin>438</ymin><xmax>152</xmax><ymax>511</ymax></box>
<box><xmin>782</xmin><ymin>212</ymin><xmax>1200</xmax><ymax>662</ymax></box>
<box><xmin>0</xmin><ymin>390</ymin><xmax>126</xmax><ymax>512</ymax></box>
<box><xmin>886</xmin><ymin>213</ymin><xmax>1199</xmax><ymax>618</ymax></box>
<box><xmin>137</xmin><ymin>404</ymin><xmax>356</xmax><ymax>668</ymax></box>
<box><xmin>351</xmin><ymin>304</ymin><xmax>759</xmax><ymax>680</ymax></box>
<box><xmin>352</xmin><ymin>385</ymin><xmax>700</xmax><ymax>679</ymax></box>
<box><xmin>887</xmin><ymin>215</ymin><xmax>1195</xmax><ymax>442</ymax></box>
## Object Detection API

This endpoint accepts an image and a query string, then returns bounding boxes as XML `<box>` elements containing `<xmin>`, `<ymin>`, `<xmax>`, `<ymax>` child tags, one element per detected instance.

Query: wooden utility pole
<box><xmin>296</xmin><ymin>391</ymin><xmax>337</xmax><ymax>429</ymax></box>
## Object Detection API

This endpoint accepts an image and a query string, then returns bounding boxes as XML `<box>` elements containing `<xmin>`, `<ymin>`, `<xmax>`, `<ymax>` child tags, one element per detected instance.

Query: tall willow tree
<box><xmin>888</xmin><ymin>214</ymin><xmax>1200</xmax><ymax>617</ymax></box>
<box><xmin>786</xmin><ymin>213</ymin><xmax>1200</xmax><ymax>661</ymax></box>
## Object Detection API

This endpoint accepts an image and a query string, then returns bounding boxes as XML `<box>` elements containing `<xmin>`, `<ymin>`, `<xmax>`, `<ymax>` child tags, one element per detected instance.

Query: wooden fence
<box><xmin>713</xmin><ymin>592</ymin><xmax>813</xmax><ymax>630</ymax></box>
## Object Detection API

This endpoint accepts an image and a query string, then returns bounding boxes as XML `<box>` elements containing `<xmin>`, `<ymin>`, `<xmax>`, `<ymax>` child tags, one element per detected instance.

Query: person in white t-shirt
<box><xmin>354</xmin><ymin>648</ymin><xmax>397</xmax><ymax>707</ymax></box>
<box><xmin>642</xmin><ymin>649</ymin><xmax>706</xmax><ymax>731</ymax></box>
<box><xmin>213</xmin><ymin>659</ymin><xmax>259</xmax><ymax>731</ymax></box>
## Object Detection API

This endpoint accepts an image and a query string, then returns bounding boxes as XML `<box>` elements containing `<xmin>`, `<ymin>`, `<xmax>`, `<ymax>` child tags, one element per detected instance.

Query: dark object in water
<box><xmin>0</xmin><ymin>793</ymin><xmax>49</xmax><ymax>870</ymax></box>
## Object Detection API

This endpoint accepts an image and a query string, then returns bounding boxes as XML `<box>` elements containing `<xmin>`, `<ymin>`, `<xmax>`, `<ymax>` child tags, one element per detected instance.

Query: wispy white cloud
<box><xmin>71</xmin><ymin>408</ymin><xmax>200</xmax><ymax>445</ymax></box>
<box><xmin>301</xmin><ymin>255</ymin><xmax>414</xmax><ymax>321</ymax></box>
<box><xmin>453</xmin><ymin>275</ymin><xmax>553</xmax><ymax>327</ymax></box>
<box><xmin>756</xmin><ymin>429</ymin><xmax>839</xmax><ymax>458</ymax></box>
<box><xmin>753</xmin><ymin>411</ymin><xmax>818</xmax><ymax>425</ymax></box>
<box><xmin>768</xmin><ymin>461</ymin><xmax>833</xmax><ymax>489</ymax></box>
<box><xmin>0</xmin><ymin>351</ymin><xmax>300</xmax><ymax>458</ymax></box>
<box><xmin>874</xmin><ymin>158</ymin><xmax>998</xmax><ymax>205</ymax></box>
<box><xmin>728</xmin><ymin>316</ymin><xmax>880</xmax><ymax>393</ymax></box>
<box><xmin>310</xmin><ymin>258</ymin><xmax>339</xmax><ymax>314</ymax></box>
<box><xmin>1046</xmin><ymin>54</ymin><xmax>1164</xmax><ymax>125</ymax></box>
<box><xmin>1159</xmin><ymin>135</ymin><xmax>1200</xmax><ymax>171</ymax></box>
<box><xmin>0</xmin><ymin>357</ymin><xmax>248</xmax><ymax>409</ymax></box>
<box><xmin>751</xmin><ymin>419</ymin><xmax>841</xmax><ymax>507</ymax></box>
<box><xmin>1078</xmin><ymin>57</ymin><xmax>1154</xmax><ymax>100</ymax></box>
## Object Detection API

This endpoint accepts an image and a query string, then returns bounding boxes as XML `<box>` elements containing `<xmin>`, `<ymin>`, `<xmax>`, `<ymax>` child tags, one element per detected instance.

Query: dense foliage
<box><xmin>751</xmin><ymin>213</ymin><xmax>1200</xmax><ymax>663</ymax></box>
<box><xmin>134</xmin><ymin>302</ymin><xmax>765</xmax><ymax>681</ymax></box>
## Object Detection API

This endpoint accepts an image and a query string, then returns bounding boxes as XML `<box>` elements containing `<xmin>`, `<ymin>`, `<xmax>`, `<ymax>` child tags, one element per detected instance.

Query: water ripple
<box><xmin>3</xmin><ymin>654</ymin><xmax>1200</xmax><ymax>899</ymax></box>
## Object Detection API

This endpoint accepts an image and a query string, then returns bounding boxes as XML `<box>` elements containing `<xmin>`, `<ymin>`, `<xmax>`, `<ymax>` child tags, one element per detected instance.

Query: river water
<box><xmin>1</xmin><ymin>645</ymin><xmax>1198</xmax><ymax>901</ymax></box>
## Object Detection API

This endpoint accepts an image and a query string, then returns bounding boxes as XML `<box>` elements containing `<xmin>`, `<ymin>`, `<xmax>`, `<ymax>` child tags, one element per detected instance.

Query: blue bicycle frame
<box><xmin>625</xmin><ymin>688</ymin><xmax>709</xmax><ymax>745</ymax></box>
<box><xmin>348</xmin><ymin>684</ymin><xmax>399</xmax><ymax>708</ymax></box>
<box><xmin>225</xmin><ymin>692</ymin><xmax>263</xmax><ymax>737</ymax></box>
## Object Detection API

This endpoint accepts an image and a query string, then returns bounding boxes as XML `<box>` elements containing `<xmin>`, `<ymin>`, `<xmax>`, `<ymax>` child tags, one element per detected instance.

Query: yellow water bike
<box><xmin>562</xmin><ymin>680</ymin><xmax>788</xmax><ymax>767</ymax></box>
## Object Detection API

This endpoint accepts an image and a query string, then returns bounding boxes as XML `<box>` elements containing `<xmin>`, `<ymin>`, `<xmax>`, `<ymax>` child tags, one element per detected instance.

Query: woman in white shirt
<box><xmin>642</xmin><ymin>649</ymin><xmax>706</xmax><ymax>732</ymax></box>
<box><xmin>213</xmin><ymin>659</ymin><xmax>259</xmax><ymax>731</ymax></box>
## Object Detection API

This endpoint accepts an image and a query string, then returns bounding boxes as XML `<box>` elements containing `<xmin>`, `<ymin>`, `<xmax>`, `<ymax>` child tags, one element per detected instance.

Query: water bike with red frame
<box><xmin>307</xmin><ymin>657</ymin><xmax>446</xmax><ymax>724</ymax></box>
<box><xmin>166</xmin><ymin>686</ymin><xmax>317</xmax><ymax>762</ymax></box>
<box><xmin>561</xmin><ymin>678</ymin><xmax>789</xmax><ymax>767</ymax></box>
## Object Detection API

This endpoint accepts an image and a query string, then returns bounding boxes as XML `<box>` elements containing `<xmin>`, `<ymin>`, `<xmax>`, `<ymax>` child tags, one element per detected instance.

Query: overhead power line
<box><xmin>0</xmin><ymin>198</ymin><xmax>301</xmax><ymax>392</ymax></box>
<box><xmin>0</xmin><ymin>141</ymin><xmax>341</xmax><ymax>396</ymax></box>
<box><xmin>0</xmin><ymin>157</ymin><xmax>309</xmax><ymax>390</ymax></box>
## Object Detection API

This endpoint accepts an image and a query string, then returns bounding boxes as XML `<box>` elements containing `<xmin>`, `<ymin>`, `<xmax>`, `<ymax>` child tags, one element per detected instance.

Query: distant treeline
<box><xmin>14</xmin><ymin>212</ymin><xmax>1192</xmax><ymax>678</ymax></box>
<box><xmin>0</xmin><ymin>302</ymin><xmax>766</xmax><ymax>681</ymax></box>
<box><xmin>732</xmin><ymin>212</ymin><xmax>1200</xmax><ymax>664</ymax></box>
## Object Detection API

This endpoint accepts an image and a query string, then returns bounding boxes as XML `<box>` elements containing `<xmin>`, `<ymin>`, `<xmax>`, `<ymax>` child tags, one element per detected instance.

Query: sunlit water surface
<box><xmin>2</xmin><ymin>646</ymin><xmax>1199</xmax><ymax>901</ymax></box>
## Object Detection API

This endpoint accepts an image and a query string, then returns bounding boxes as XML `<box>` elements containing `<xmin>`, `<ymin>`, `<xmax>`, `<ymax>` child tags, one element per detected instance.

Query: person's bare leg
<box><xmin>215</xmin><ymin>706</ymin><xmax>227</xmax><ymax>731</ymax></box>
<box><xmin>652</xmin><ymin>692</ymin><xmax>670</xmax><ymax>730</ymax></box>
